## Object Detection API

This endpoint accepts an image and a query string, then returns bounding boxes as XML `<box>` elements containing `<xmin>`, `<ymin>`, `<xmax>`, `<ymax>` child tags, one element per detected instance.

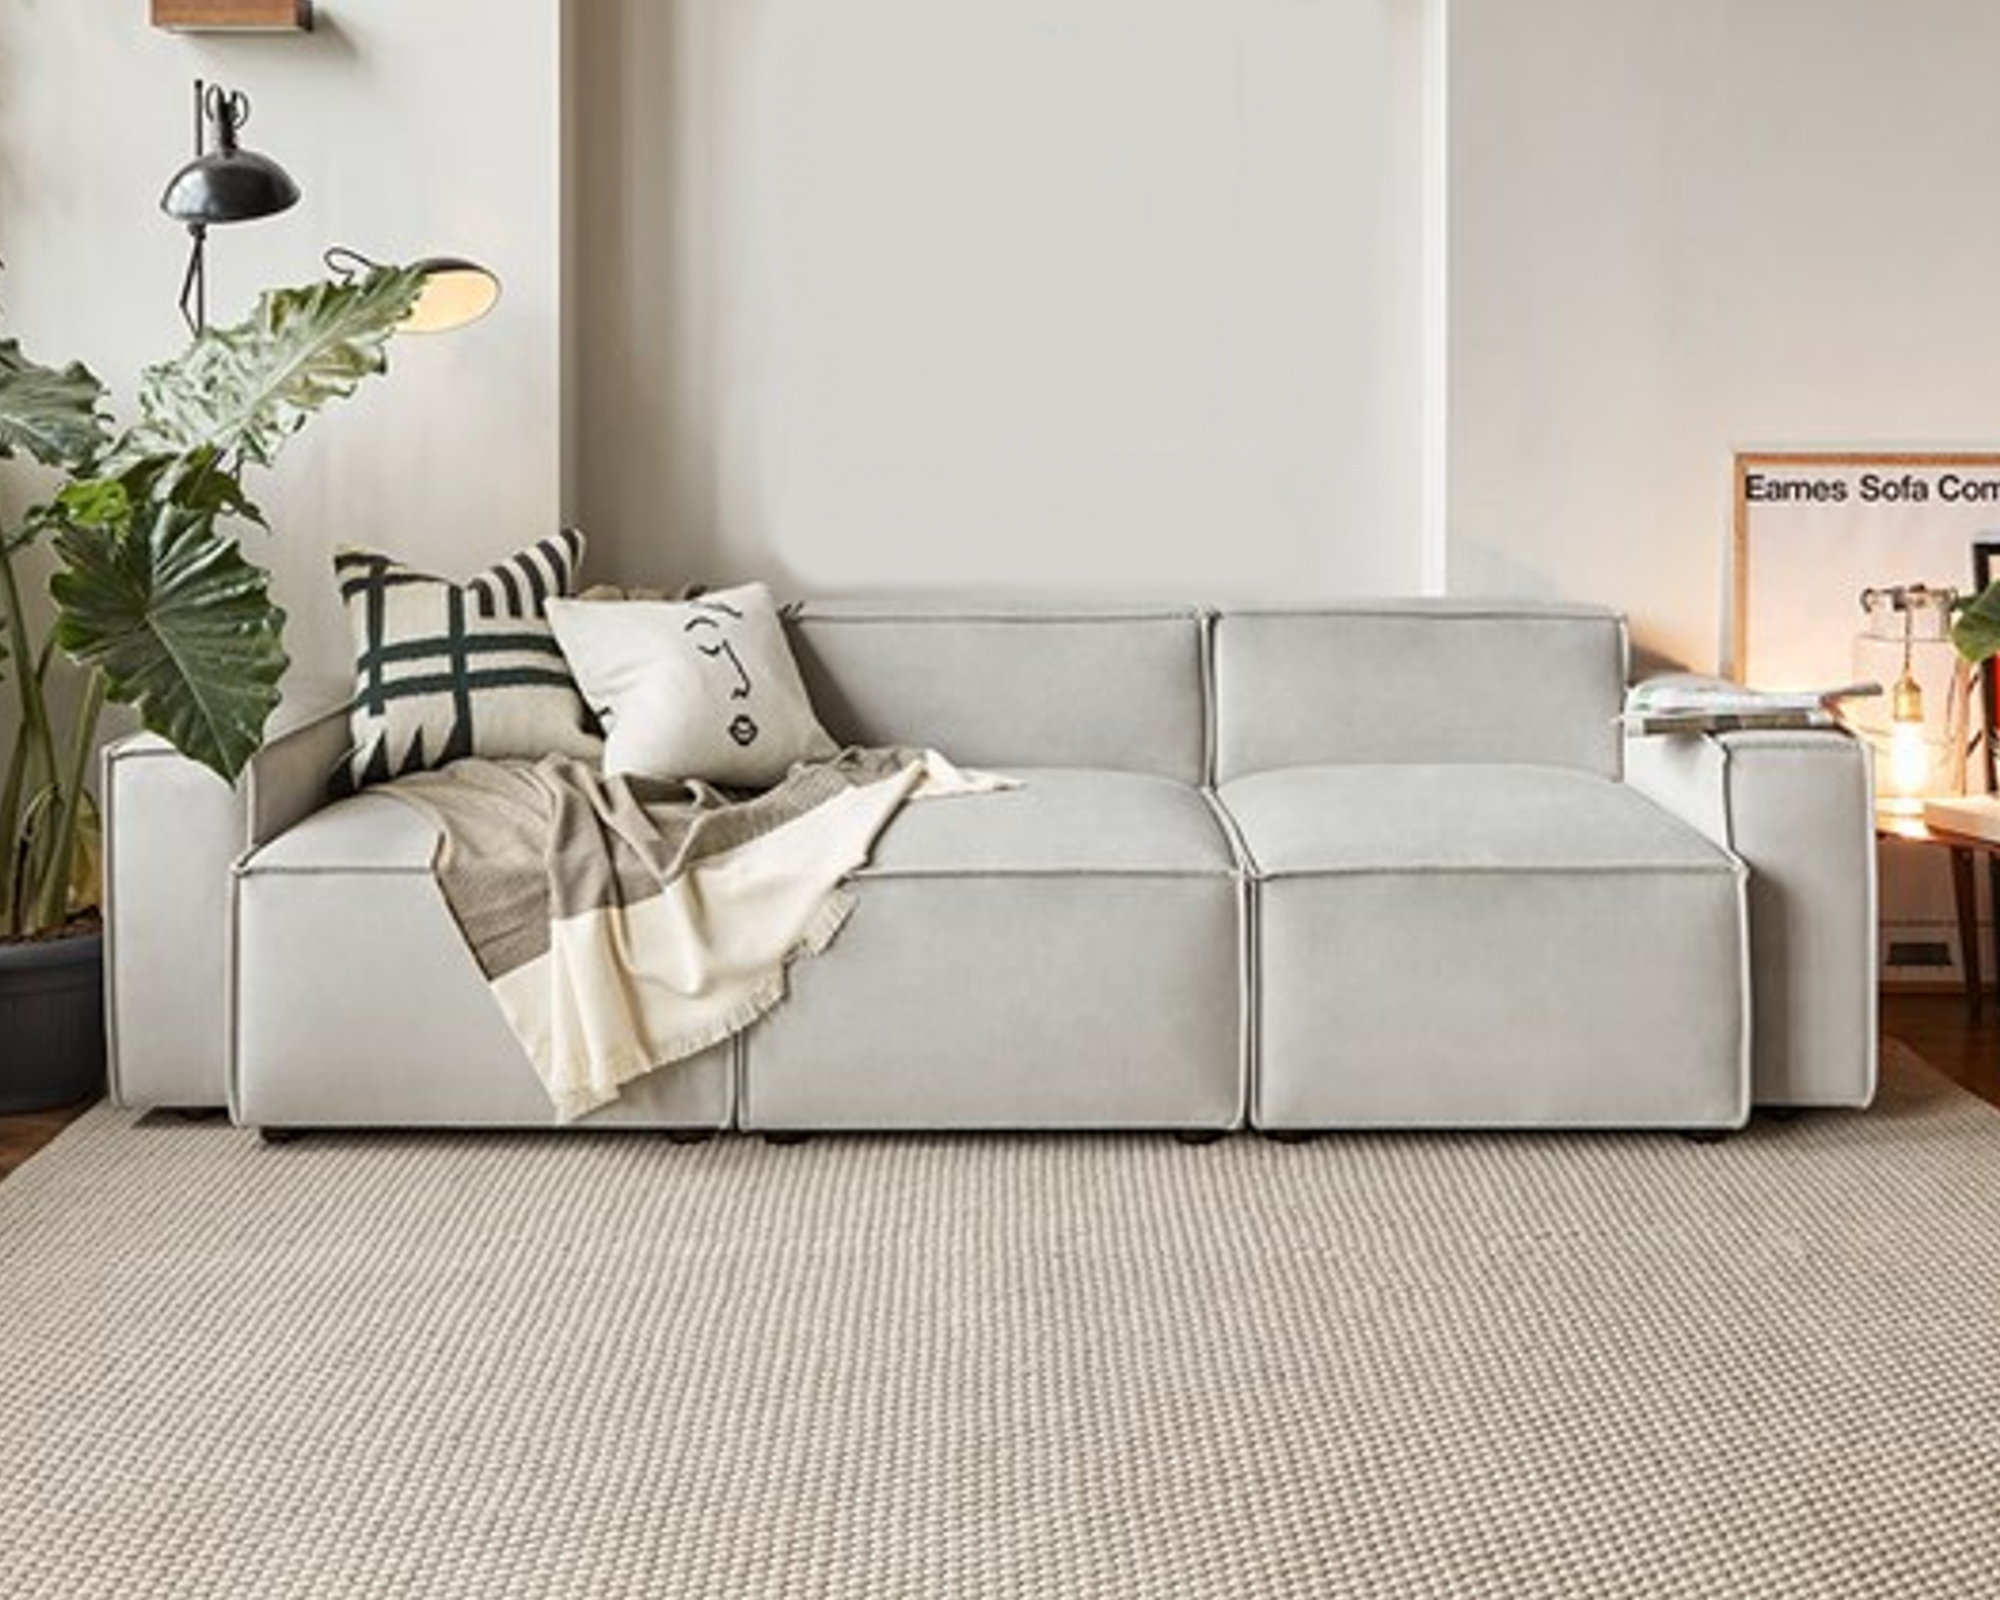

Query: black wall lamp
<box><xmin>323</xmin><ymin>247</ymin><xmax>502</xmax><ymax>334</ymax></box>
<box><xmin>160</xmin><ymin>80</ymin><xmax>299</xmax><ymax>332</ymax></box>
<box><xmin>159</xmin><ymin>80</ymin><xmax>503</xmax><ymax>338</ymax></box>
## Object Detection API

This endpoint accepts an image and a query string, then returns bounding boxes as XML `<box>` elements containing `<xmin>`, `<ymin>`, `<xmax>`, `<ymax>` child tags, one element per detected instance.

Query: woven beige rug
<box><xmin>2</xmin><ymin>1041</ymin><xmax>1996</xmax><ymax>1599</ymax></box>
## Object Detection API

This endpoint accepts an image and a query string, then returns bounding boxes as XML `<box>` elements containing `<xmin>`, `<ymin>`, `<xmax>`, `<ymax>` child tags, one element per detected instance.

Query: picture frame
<box><xmin>150</xmin><ymin>1</ymin><xmax>311</xmax><ymax>30</ymax></box>
<box><xmin>1975</xmin><ymin>539</ymin><xmax>2000</xmax><ymax>791</ymax></box>
<box><xmin>1730</xmin><ymin>449</ymin><xmax>2000</xmax><ymax>689</ymax></box>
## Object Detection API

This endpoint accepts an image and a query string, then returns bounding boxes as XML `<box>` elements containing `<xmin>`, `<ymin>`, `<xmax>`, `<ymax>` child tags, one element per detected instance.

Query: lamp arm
<box><xmin>322</xmin><ymin>246</ymin><xmax>380</xmax><ymax>282</ymax></box>
<box><xmin>177</xmin><ymin>227</ymin><xmax>208</xmax><ymax>337</ymax></box>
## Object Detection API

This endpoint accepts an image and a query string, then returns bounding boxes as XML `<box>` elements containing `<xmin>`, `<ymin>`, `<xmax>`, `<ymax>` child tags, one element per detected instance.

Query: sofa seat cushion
<box><xmin>233</xmin><ymin>794</ymin><xmax>732</xmax><ymax>1130</ymax></box>
<box><xmin>741</xmin><ymin>767</ymin><xmax>1245</xmax><ymax>1132</ymax></box>
<box><xmin>249</xmin><ymin>766</ymin><xmax>1235</xmax><ymax>877</ymax></box>
<box><xmin>1219</xmin><ymin>763</ymin><xmax>1736</xmax><ymax>878</ymax></box>
<box><xmin>1213</xmin><ymin>764</ymin><xmax>1747</xmax><ymax>1131</ymax></box>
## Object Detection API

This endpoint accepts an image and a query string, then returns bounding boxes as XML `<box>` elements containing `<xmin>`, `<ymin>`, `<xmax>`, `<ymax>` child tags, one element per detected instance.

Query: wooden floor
<box><xmin>1879</xmin><ymin>990</ymin><xmax>2000</xmax><ymax>1108</ymax></box>
<box><xmin>1</xmin><ymin>999</ymin><xmax>1995</xmax><ymax>1184</ymax></box>
<box><xmin>0</xmin><ymin>1099</ymin><xmax>97</xmax><ymax>1183</ymax></box>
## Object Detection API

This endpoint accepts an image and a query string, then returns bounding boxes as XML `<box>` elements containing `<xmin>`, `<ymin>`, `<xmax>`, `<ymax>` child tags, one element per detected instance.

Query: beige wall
<box><xmin>7</xmin><ymin>0</ymin><xmax>1999</xmax><ymax>685</ymax></box>
<box><xmin>569</xmin><ymin>0</ymin><xmax>1435</xmax><ymax>601</ymax></box>
<box><xmin>1447</xmin><ymin>0</ymin><xmax>2000</xmax><ymax>950</ymax></box>
<box><xmin>1449</xmin><ymin>0</ymin><xmax>2000</xmax><ymax>674</ymax></box>
<box><xmin>8</xmin><ymin>0</ymin><xmax>1989</xmax><ymax>957</ymax></box>
<box><xmin>0</xmin><ymin>0</ymin><xmax>562</xmax><ymax>701</ymax></box>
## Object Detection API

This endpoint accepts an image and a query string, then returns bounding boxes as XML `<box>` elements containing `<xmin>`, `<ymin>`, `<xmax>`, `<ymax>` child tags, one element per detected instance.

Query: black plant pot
<box><xmin>0</xmin><ymin>929</ymin><xmax>107</xmax><ymax>1113</ymax></box>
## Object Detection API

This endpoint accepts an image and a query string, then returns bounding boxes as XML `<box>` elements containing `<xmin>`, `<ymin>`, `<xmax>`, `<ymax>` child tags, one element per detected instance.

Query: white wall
<box><xmin>572</xmin><ymin>0</ymin><xmax>1431</xmax><ymax>600</ymax></box>
<box><xmin>12</xmin><ymin>0</ymin><xmax>1996</xmax><ymax>681</ymax></box>
<box><xmin>0</xmin><ymin>0</ymin><xmax>562</xmax><ymax>703</ymax></box>
<box><xmin>1449</xmin><ymin>0</ymin><xmax>2000</xmax><ymax>955</ymax></box>
<box><xmin>1449</xmin><ymin>0</ymin><xmax>2000</xmax><ymax>673</ymax></box>
<box><xmin>8</xmin><ymin>0</ymin><xmax>1989</xmax><ymax>961</ymax></box>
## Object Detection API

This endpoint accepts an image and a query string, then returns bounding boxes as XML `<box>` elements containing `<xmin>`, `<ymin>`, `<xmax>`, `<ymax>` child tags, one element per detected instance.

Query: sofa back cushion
<box><xmin>1211</xmin><ymin>602</ymin><xmax>1627</xmax><ymax>782</ymax></box>
<box><xmin>785</xmin><ymin>602</ymin><xmax>1207</xmax><ymax>782</ymax></box>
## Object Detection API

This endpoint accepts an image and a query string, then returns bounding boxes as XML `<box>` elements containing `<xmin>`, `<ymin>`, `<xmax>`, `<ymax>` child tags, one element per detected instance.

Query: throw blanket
<box><xmin>386</xmin><ymin>751</ymin><xmax>1008</xmax><ymax>1122</ymax></box>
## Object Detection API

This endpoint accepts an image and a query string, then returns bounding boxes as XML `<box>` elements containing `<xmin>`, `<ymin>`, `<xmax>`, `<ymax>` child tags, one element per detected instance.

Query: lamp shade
<box><xmin>403</xmin><ymin>257</ymin><xmax>501</xmax><ymax>333</ymax></box>
<box><xmin>161</xmin><ymin>147</ymin><xmax>299</xmax><ymax>226</ymax></box>
<box><xmin>160</xmin><ymin>83</ymin><xmax>298</xmax><ymax>227</ymax></box>
<box><xmin>324</xmin><ymin>247</ymin><xmax>502</xmax><ymax>334</ymax></box>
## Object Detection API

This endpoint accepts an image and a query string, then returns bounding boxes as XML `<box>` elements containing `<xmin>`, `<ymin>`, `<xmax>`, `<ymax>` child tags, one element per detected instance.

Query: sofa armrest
<box><xmin>102</xmin><ymin>688</ymin><xmax>350</xmax><ymax>1109</ymax></box>
<box><xmin>1624</xmin><ymin>726</ymin><xmax>1877</xmax><ymax>1108</ymax></box>
<box><xmin>244</xmin><ymin>692</ymin><xmax>353</xmax><ymax>849</ymax></box>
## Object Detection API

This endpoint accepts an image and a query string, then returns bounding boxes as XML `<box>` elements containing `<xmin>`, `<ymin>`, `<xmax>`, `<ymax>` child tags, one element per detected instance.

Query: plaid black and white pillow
<box><xmin>335</xmin><ymin>529</ymin><xmax>603</xmax><ymax>789</ymax></box>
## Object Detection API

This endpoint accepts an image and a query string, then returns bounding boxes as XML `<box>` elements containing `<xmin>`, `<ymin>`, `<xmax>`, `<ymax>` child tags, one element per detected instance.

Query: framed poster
<box><xmin>1976</xmin><ymin>539</ymin><xmax>2000</xmax><ymax>791</ymax></box>
<box><xmin>1730</xmin><ymin>450</ymin><xmax>2000</xmax><ymax>689</ymax></box>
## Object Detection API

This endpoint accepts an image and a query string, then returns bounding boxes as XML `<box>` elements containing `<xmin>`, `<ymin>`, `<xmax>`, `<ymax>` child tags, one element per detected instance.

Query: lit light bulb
<box><xmin>1889</xmin><ymin>719</ymin><xmax>1929</xmax><ymax>801</ymax></box>
<box><xmin>1887</xmin><ymin>667</ymin><xmax>1929</xmax><ymax>807</ymax></box>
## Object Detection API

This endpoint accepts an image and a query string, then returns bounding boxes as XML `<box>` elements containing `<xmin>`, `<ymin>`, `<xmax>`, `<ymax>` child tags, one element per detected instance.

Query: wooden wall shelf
<box><xmin>151</xmin><ymin>0</ymin><xmax>313</xmax><ymax>31</ymax></box>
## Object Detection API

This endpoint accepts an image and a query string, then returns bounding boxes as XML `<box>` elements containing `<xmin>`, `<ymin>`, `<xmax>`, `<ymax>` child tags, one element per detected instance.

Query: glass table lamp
<box><xmin>1852</xmin><ymin>583</ymin><xmax>1968</xmax><ymax>815</ymax></box>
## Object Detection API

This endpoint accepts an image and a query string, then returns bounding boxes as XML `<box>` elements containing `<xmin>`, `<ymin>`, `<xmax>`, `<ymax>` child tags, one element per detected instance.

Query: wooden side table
<box><xmin>1877</xmin><ymin>813</ymin><xmax>1997</xmax><ymax>1018</ymax></box>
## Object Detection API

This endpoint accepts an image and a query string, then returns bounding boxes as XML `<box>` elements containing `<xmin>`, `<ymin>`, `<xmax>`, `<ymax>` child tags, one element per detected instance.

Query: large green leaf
<box><xmin>60</xmin><ymin>449</ymin><xmax>266</xmax><ymax>536</ymax></box>
<box><xmin>0</xmin><ymin>338</ymin><xmax>108</xmax><ymax>469</ymax></box>
<box><xmin>9</xmin><ymin>267</ymin><xmax>418</xmax><ymax>784</ymax></box>
<box><xmin>1953</xmin><ymin>581</ymin><xmax>2000</xmax><ymax>666</ymax></box>
<box><xmin>122</xmin><ymin>266</ymin><xmax>425</xmax><ymax>470</ymax></box>
<box><xmin>50</xmin><ymin>504</ymin><xmax>287</xmax><ymax>781</ymax></box>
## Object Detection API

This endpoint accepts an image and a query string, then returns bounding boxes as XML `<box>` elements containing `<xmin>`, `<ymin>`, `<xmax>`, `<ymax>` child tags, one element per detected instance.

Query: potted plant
<box><xmin>0</xmin><ymin>265</ymin><xmax>423</xmax><ymax>1109</ymax></box>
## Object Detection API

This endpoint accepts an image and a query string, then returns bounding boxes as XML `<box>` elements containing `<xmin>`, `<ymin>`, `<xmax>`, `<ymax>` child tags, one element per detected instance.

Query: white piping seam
<box><xmin>1602</xmin><ymin>623</ymin><xmax>1630</xmax><ymax>778</ymax></box>
<box><xmin>243</xmin><ymin>862</ymin><xmax>1237</xmax><ymax>883</ymax></box>
<box><xmin>1251</xmin><ymin>862</ymin><xmax>1739</xmax><ymax>881</ymax></box>
<box><xmin>236</xmin><ymin>864</ymin><xmax>439</xmax><ymax>879</ymax></box>
<box><xmin>1198</xmin><ymin>608</ymin><xmax>1219</xmax><ymax>792</ymax></box>
<box><xmin>784</xmin><ymin>607</ymin><xmax>1204</xmax><ymax>625</ymax></box>
<box><xmin>1726</xmin><ymin>865</ymin><xmax>1755</xmax><ymax>1127</ymax></box>
<box><xmin>1708</xmin><ymin>735</ymin><xmax>1741</xmax><ymax>854</ymax></box>
<box><xmin>855</xmin><ymin>866</ymin><xmax>1233</xmax><ymax>882</ymax></box>
<box><xmin>226</xmin><ymin>857</ymin><xmax>247</xmax><ymax>1124</ymax></box>
<box><xmin>1709</xmin><ymin>732</ymin><xmax>1858</xmax><ymax>753</ymax></box>
<box><xmin>1198</xmin><ymin>785</ymin><xmax>1262</xmax><ymax>879</ymax></box>
<box><xmin>1217</xmin><ymin>605</ymin><xmax>1621</xmax><ymax>624</ymax></box>
<box><xmin>1239</xmin><ymin>873</ymin><xmax>1259</xmax><ymax>1131</ymax></box>
<box><xmin>100</xmin><ymin>745</ymin><xmax>126</xmax><ymax>1108</ymax></box>
<box><xmin>1857</xmin><ymin>740</ymin><xmax>1882</xmax><ymax>1101</ymax></box>
<box><xmin>1198</xmin><ymin>786</ymin><xmax>1261</xmax><ymax>1130</ymax></box>
<box><xmin>784</xmin><ymin>600</ymin><xmax>1616</xmax><ymax>625</ymax></box>
<box><xmin>1704</xmin><ymin>735</ymin><xmax>1755</xmax><ymax>1121</ymax></box>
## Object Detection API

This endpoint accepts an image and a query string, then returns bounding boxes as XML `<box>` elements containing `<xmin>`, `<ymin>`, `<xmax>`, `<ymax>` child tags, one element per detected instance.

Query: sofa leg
<box><xmin>662</xmin><ymin>1128</ymin><xmax>720</xmax><ymax>1146</ymax></box>
<box><xmin>1174</xmin><ymin>1129</ymin><xmax>1227</xmax><ymax>1146</ymax></box>
<box><xmin>762</xmin><ymin>1131</ymin><xmax>814</xmax><ymax>1147</ymax></box>
<box><xmin>1681</xmin><ymin>1129</ymin><xmax>1733</xmax><ymax>1145</ymax></box>
<box><xmin>259</xmin><ymin>1127</ymin><xmax>305</xmax><ymax>1146</ymax></box>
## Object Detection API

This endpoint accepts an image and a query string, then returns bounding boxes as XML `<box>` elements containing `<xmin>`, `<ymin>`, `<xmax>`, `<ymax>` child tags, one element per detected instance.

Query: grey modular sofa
<box><xmin>103</xmin><ymin>600</ymin><xmax>1878</xmax><ymax>1136</ymax></box>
